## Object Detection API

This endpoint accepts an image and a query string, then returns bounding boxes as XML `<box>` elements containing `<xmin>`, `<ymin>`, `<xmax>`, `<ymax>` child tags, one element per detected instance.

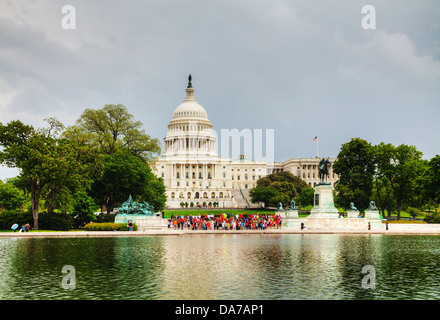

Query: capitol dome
<box><xmin>171</xmin><ymin>75</ymin><xmax>209</xmax><ymax>120</ymax></box>
<box><xmin>172</xmin><ymin>100</ymin><xmax>209</xmax><ymax>120</ymax></box>
<box><xmin>163</xmin><ymin>75</ymin><xmax>217</xmax><ymax>157</ymax></box>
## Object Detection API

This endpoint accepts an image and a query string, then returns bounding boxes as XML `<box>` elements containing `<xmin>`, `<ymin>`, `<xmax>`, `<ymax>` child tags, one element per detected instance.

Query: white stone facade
<box><xmin>154</xmin><ymin>79</ymin><xmax>339</xmax><ymax>208</ymax></box>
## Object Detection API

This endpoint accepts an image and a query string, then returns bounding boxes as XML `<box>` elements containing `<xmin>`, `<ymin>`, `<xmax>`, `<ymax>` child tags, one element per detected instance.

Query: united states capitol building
<box><xmin>154</xmin><ymin>77</ymin><xmax>338</xmax><ymax>208</ymax></box>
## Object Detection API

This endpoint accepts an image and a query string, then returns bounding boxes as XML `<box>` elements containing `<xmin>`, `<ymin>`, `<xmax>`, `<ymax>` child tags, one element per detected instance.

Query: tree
<box><xmin>71</xmin><ymin>191</ymin><xmax>98</xmax><ymax>228</ymax></box>
<box><xmin>0</xmin><ymin>120</ymin><xmax>52</xmax><ymax>229</ymax></box>
<box><xmin>67</xmin><ymin>104</ymin><xmax>161</xmax><ymax>162</ymax></box>
<box><xmin>251</xmin><ymin>171</ymin><xmax>309</xmax><ymax>207</ymax></box>
<box><xmin>249</xmin><ymin>185</ymin><xmax>280</xmax><ymax>208</ymax></box>
<box><xmin>374</xmin><ymin>143</ymin><xmax>424</xmax><ymax>220</ymax></box>
<box><xmin>333</xmin><ymin>138</ymin><xmax>375</xmax><ymax>212</ymax></box>
<box><xmin>422</xmin><ymin>155</ymin><xmax>440</xmax><ymax>209</ymax></box>
<box><xmin>91</xmin><ymin>150</ymin><xmax>166</xmax><ymax>214</ymax></box>
<box><xmin>295</xmin><ymin>187</ymin><xmax>315</xmax><ymax>208</ymax></box>
<box><xmin>0</xmin><ymin>179</ymin><xmax>27</xmax><ymax>212</ymax></box>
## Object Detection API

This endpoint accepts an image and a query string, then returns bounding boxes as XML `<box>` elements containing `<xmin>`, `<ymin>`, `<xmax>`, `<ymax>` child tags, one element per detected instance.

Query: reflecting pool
<box><xmin>1</xmin><ymin>234</ymin><xmax>440</xmax><ymax>300</ymax></box>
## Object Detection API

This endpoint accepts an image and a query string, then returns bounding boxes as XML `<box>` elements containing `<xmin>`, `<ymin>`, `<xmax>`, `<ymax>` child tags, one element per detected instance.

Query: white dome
<box><xmin>172</xmin><ymin>100</ymin><xmax>209</xmax><ymax>120</ymax></box>
<box><xmin>171</xmin><ymin>86</ymin><xmax>209</xmax><ymax>120</ymax></box>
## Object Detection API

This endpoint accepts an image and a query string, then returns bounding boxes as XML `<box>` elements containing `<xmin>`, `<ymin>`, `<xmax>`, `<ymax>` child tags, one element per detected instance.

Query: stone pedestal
<box><xmin>282</xmin><ymin>209</ymin><xmax>300</xmax><ymax>229</ymax></box>
<box><xmin>365</xmin><ymin>209</ymin><xmax>385</xmax><ymax>230</ymax></box>
<box><xmin>115</xmin><ymin>214</ymin><xmax>168</xmax><ymax>230</ymax></box>
<box><xmin>275</xmin><ymin>210</ymin><xmax>286</xmax><ymax>218</ymax></box>
<box><xmin>308</xmin><ymin>183</ymin><xmax>339</xmax><ymax>219</ymax></box>
<box><xmin>347</xmin><ymin>210</ymin><xmax>360</xmax><ymax>218</ymax></box>
<box><xmin>286</xmin><ymin>209</ymin><xmax>299</xmax><ymax>219</ymax></box>
<box><xmin>365</xmin><ymin>209</ymin><xmax>381</xmax><ymax>220</ymax></box>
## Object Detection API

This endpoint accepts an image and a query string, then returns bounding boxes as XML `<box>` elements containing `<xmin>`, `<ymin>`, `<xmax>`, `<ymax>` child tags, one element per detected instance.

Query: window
<box><xmin>177</xmin><ymin>172</ymin><xmax>180</xmax><ymax>178</ymax></box>
<box><xmin>171</xmin><ymin>192</ymin><xmax>175</xmax><ymax>198</ymax></box>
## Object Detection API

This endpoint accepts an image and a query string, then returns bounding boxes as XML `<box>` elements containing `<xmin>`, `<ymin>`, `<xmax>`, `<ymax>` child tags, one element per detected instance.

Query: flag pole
<box><xmin>317</xmin><ymin>137</ymin><xmax>319</xmax><ymax>158</ymax></box>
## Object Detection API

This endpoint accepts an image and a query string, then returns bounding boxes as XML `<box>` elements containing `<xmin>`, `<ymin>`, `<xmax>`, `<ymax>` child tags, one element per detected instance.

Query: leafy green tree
<box><xmin>91</xmin><ymin>150</ymin><xmax>165</xmax><ymax>213</ymax></box>
<box><xmin>70</xmin><ymin>191</ymin><xmax>98</xmax><ymax>228</ymax></box>
<box><xmin>0</xmin><ymin>120</ymin><xmax>51</xmax><ymax>229</ymax></box>
<box><xmin>252</xmin><ymin>171</ymin><xmax>309</xmax><ymax>207</ymax></box>
<box><xmin>372</xmin><ymin>175</ymin><xmax>396</xmax><ymax>218</ymax></box>
<box><xmin>374</xmin><ymin>142</ymin><xmax>424</xmax><ymax>220</ymax></box>
<box><xmin>249</xmin><ymin>185</ymin><xmax>280</xmax><ymax>208</ymax></box>
<box><xmin>333</xmin><ymin>138</ymin><xmax>376</xmax><ymax>212</ymax></box>
<box><xmin>67</xmin><ymin>104</ymin><xmax>161</xmax><ymax>162</ymax></box>
<box><xmin>0</xmin><ymin>179</ymin><xmax>27</xmax><ymax>212</ymax></box>
<box><xmin>422</xmin><ymin>155</ymin><xmax>440</xmax><ymax>209</ymax></box>
<box><xmin>295</xmin><ymin>187</ymin><xmax>315</xmax><ymax>208</ymax></box>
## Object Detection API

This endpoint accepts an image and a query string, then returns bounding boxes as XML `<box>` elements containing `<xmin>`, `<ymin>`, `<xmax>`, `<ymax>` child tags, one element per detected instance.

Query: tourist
<box><xmin>11</xmin><ymin>223</ymin><xmax>18</xmax><ymax>232</ymax></box>
<box><xmin>368</xmin><ymin>222</ymin><xmax>371</xmax><ymax>230</ymax></box>
<box><xmin>128</xmin><ymin>221</ymin><xmax>133</xmax><ymax>231</ymax></box>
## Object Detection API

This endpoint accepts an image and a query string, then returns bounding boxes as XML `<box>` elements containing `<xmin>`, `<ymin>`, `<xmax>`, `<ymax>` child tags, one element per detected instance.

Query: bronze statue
<box><xmin>118</xmin><ymin>195</ymin><xmax>155</xmax><ymax>216</ymax></box>
<box><xmin>187</xmin><ymin>74</ymin><xmax>192</xmax><ymax>88</ymax></box>
<box><xmin>289</xmin><ymin>200</ymin><xmax>297</xmax><ymax>210</ymax></box>
<box><xmin>318</xmin><ymin>157</ymin><xmax>331</xmax><ymax>184</ymax></box>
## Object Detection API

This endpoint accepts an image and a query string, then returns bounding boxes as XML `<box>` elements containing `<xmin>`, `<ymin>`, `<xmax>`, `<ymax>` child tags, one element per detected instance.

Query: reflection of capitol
<box><xmin>154</xmin><ymin>76</ymin><xmax>338</xmax><ymax>208</ymax></box>
<box><xmin>160</xmin><ymin>235</ymin><xmax>262</xmax><ymax>299</ymax></box>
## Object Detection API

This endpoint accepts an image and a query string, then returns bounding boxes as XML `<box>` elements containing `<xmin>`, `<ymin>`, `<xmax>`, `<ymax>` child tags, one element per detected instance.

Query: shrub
<box><xmin>83</xmin><ymin>222</ymin><xmax>138</xmax><ymax>231</ymax></box>
<box><xmin>0</xmin><ymin>211</ymin><xmax>73</xmax><ymax>231</ymax></box>
<box><xmin>39</xmin><ymin>212</ymin><xmax>73</xmax><ymax>231</ymax></box>
<box><xmin>96</xmin><ymin>213</ymin><xmax>116</xmax><ymax>223</ymax></box>
<box><xmin>0</xmin><ymin>212</ymin><xmax>33</xmax><ymax>230</ymax></box>
<box><xmin>424</xmin><ymin>212</ymin><xmax>440</xmax><ymax>224</ymax></box>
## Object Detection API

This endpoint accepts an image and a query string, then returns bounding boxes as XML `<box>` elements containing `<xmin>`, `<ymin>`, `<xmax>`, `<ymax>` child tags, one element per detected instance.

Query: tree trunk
<box><xmin>396</xmin><ymin>200</ymin><xmax>401</xmax><ymax>221</ymax></box>
<box><xmin>47</xmin><ymin>188</ymin><xmax>59</xmax><ymax>213</ymax></box>
<box><xmin>30</xmin><ymin>179</ymin><xmax>40</xmax><ymax>230</ymax></box>
<box><xmin>104</xmin><ymin>196</ymin><xmax>113</xmax><ymax>214</ymax></box>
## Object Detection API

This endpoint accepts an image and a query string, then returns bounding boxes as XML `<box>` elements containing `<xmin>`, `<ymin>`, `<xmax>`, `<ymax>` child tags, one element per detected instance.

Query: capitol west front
<box><xmin>154</xmin><ymin>77</ymin><xmax>338</xmax><ymax>208</ymax></box>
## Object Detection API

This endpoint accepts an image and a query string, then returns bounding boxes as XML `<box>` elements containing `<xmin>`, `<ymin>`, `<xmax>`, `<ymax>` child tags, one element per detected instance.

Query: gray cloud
<box><xmin>1</xmin><ymin>0</ymin><xmax>439</xmax><ymax>179</ymax></box>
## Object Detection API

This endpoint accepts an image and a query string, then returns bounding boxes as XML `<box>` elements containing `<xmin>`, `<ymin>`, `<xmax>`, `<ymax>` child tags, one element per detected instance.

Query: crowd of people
<box><xmin>167</xmin><ymin>213</ymin><xmax>283</xmax><ymax>231</ymax></box>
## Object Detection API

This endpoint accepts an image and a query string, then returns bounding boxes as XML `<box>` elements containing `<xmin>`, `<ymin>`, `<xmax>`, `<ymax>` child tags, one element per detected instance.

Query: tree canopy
<box><xmin>66</xmin><ymin>104</ymin><xmax>161</xmax><ymax>162</ymax></box>
<box><xmin>250</xmin><ymin>171</ymin><xmax>310</xmax><ymax>208</ymax></box>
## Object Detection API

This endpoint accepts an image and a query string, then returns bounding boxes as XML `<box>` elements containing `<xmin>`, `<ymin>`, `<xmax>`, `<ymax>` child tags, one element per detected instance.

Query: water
<box><xmin>1</xmin><ymin>234</ymin><xmax>440</xmax><ymax>300</ymax></box>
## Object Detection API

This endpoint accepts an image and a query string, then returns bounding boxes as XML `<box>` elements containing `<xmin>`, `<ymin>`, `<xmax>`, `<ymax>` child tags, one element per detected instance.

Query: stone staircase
<box><xmin>230</xmin><ymin>188</ymin><xmax>260</xmax><ymax>209</ymax></box>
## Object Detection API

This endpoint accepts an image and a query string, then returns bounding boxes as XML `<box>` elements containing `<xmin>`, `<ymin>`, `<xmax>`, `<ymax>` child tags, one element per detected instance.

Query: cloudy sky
<box><xmin>1</xmin><ymin>0</ymin><xmax>439</xmax><ymax>180</ymax></box>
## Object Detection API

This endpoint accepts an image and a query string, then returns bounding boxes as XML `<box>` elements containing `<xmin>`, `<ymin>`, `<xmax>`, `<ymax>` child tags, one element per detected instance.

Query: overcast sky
<box><xmin>1</xmin><ymin>0</ymin><xmax>439</xmax><ymax>180</ymax></box>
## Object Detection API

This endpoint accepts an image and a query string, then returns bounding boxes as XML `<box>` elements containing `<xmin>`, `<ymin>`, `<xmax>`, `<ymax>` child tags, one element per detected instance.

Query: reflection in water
<box><xmin>1</xmin><ymin>234</ymin><xmax>440</xmax><ymax>299</ymax></box>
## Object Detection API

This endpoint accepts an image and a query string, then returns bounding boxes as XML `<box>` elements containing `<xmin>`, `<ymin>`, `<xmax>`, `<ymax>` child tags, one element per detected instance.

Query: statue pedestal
<box><xmin>286</xmin><ymin>209</ymin><xmax>299</xmax><ymax>219</ymax></box>
<box><xmin>115</xmin><ymin>214</ymin><xmax>168</xmax><ymax>230</ymax></box>
<box><xmin>282</xmin><ymin>209</ymin><xmax>300</xmax><ymax>229</ymax></box>
<box><xmin>308</xmin><ymin>184</ymin><xmax>339</xmax><ymax>219</ymax></box>
<box><xmin>275</xmin><ymin>210</ymin><xmax>286</xmax><ymax>218</ymax></box>
<box><xmin>365</xmin><ymin>209</ymin><xmax>385</xmax><ymax>230</ymax></box>
<box><xmin>347</xmin><ymin>210</ymin><xmax>360</xmax><ymax>218</ymax></box>
<box><xmin>365</xmin><ymin>209</ymin><xmax>381</xmax><ymax>220</ymax></box>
